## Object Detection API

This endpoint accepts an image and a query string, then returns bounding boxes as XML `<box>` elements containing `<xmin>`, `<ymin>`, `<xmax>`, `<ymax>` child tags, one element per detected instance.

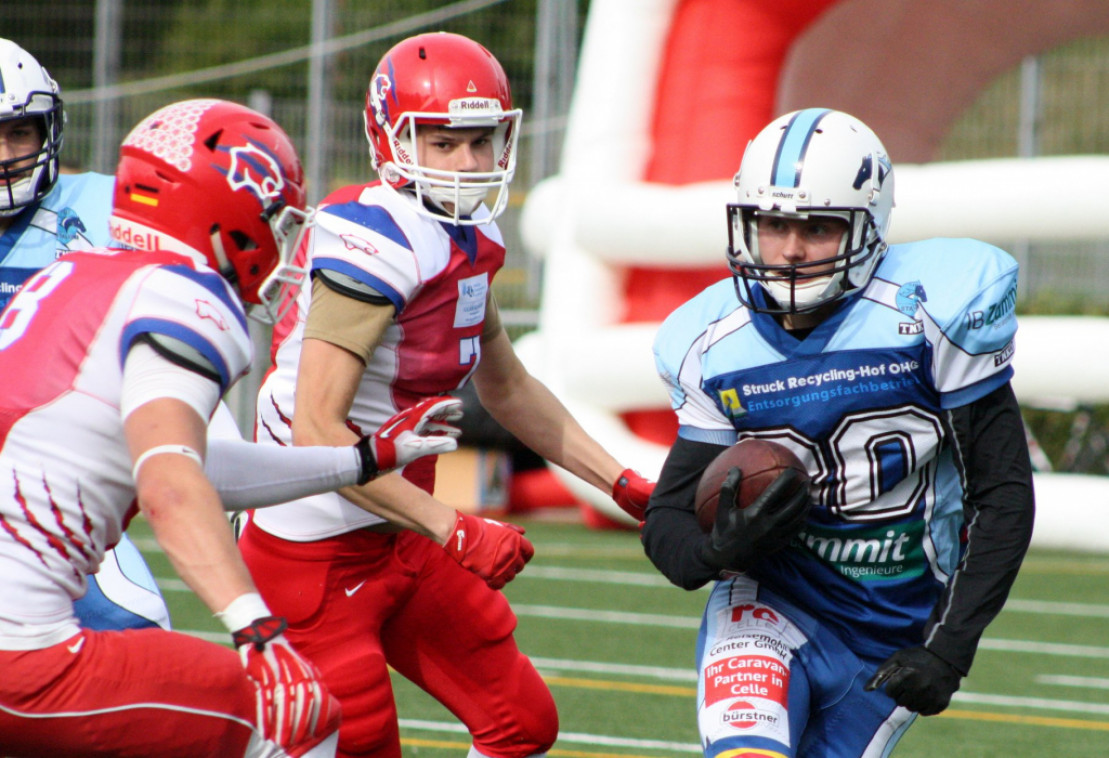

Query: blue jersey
<box><xmin>654</xmin><ymin>238</ymin><xmax>1018</xmax><ymax>660</ymax></box>
<box><xmin>0</xmin><ymin>172</ymin><xmax>113</xmax><ymax>312</ymax></box>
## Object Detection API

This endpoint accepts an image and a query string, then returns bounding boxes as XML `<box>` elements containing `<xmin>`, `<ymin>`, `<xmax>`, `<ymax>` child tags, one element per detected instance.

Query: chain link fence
<box><xmin>7</xmin><ymin>0</ymin><xmax>581</xmax><ymax>324</ymax></box>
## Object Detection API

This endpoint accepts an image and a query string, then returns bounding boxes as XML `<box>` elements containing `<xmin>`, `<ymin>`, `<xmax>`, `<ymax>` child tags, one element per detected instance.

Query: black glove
<box><xmin>699</xmin><ymin>466</ymin><xmax>811</xmax><ymax>573</ymax></box>
<box><xmin>865</xmin><ymin>646</ymin><xmax>962</xmax><ymax>715</ymax></box>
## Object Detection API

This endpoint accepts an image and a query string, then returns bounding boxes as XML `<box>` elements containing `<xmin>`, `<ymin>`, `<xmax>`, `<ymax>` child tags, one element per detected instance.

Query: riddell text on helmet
<box><xmin>109</xmin><ymin>222</ymin><xmax>164</xmax><ymax>252</ymax></box>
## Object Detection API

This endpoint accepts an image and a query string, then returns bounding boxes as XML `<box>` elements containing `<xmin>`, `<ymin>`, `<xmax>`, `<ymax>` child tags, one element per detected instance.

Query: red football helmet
<box><xmin>110</xmin><ymin>99</ymin><xmax>310</xmax><ymax>324</ymax></box>
<box><xmin>364</xmin><ymin>32</ymin><xmax>521</xmax><ymax>224</ymax></box>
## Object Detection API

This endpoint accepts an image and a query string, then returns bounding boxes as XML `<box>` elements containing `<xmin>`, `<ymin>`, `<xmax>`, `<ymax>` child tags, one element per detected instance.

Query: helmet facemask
<box><xmin>370</xmin><ymin>106</ymin><xmax>520</xmax><ymax>226</ymax></box>
<box><xmin>252</xmin><ymin>202</ymin><xmax>311</xmax><ymax>325</ymax></box>
<box><xmin>727</xmin><ymin>206</ymin><xmax>882</xmax><ymax>315</ymax></box>
<box><xmin>0</xmin><ymin>124</ymin><xmax>51</xmax><ymax>216</ymax></box>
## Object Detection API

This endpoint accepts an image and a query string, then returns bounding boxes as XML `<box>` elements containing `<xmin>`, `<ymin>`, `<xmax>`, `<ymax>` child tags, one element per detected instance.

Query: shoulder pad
<box><xmin>140</xmin><ymin>333</ymin><xmax>220</xmax><ymax>383</ymax></box>
<box><xmin>314</xmin><ymin>268</ymin><xmax>393</xmax><ymax>305</ymax></box>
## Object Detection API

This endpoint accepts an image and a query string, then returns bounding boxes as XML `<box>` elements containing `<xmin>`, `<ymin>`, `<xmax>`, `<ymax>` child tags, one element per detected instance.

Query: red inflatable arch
<box><xmin>516</xmin><ymin>0</ymin><xmax>1109</xmax><ymax>532</ymax></box>
<box><xmin>617</xmin><ymin>0</ymin><xmax>1109</xmax><ymax>457</ymax></box>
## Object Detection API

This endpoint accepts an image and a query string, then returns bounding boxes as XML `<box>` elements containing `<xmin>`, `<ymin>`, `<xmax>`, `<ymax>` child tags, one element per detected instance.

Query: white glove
<box><xmin>356</xmin><ymin>395</ymin><xmax>463</xmax><ymax>481</ymax></box>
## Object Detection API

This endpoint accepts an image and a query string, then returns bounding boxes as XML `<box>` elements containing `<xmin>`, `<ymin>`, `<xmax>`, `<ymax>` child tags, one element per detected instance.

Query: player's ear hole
<box><xmin>228</xmin><ymin>230</ymin><xmax>258</xmax><ymax>252</ymax></box>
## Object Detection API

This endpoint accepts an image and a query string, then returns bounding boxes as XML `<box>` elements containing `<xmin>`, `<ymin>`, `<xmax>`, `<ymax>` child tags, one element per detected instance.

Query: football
<box><xmin>695</xmin><ymin>439</ymin><xmax>810</xmax><ymax>533</ymax></box>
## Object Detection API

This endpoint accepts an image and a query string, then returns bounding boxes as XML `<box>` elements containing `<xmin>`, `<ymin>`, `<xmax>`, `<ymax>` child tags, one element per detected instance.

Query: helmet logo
<box><xmin>225</xmin><ymin>141</ymin><xmax>285</xmax><ymax>206</ymax></box>
<box><xmin>369</xmin><ymin>72</ymin><xmax>393</xmax><ymax>128</ymax></box>
<box><xmin>853</xmin><ymin>153</ymin><xmax>892</xmax><ymax>192</ymax></box>
<box><xmin>466</xmin><ymin>80</ymin><xmax>477</xmax><ymax>93</ymax></box>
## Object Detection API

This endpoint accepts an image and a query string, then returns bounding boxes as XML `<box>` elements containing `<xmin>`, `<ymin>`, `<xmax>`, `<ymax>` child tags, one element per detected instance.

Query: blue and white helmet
<box><xmin>726</xmin><ymin>108</ymin><xmax>895</xmax><ymax>314</ymax></box>
<box><xmin>0</xmin><ymin>39</ymin><xmax>63</xmax><ymax>217</ymax></box>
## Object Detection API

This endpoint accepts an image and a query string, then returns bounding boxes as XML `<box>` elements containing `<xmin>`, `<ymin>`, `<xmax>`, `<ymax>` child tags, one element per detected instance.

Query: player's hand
<box><xmin>611</xmin><ymin>468</ymin><xmax>655</xmax><ymax>520</ymax></box>
<box><xmin>233</xmin><ymin>616</ymin><xmax>340</xmax><ymax>751</ymax></box>
<box><xmin>357</xmin><ymin>395</ymin><xmax>464</xmax><ymax>482</ymax></box>
<box><xmin>442</xmin><ymin>511</ymin><xmax>535</xmax><ymax>590</ymax></box>
<box><xmin>865</xmin><ymin>646</ymin><xmax>962</xmax><ymax>715</ymax></box>
<box><xmin>699</xmin><ymin>466</ymin><xmax>810</xmax><ymax>572</ymax></box>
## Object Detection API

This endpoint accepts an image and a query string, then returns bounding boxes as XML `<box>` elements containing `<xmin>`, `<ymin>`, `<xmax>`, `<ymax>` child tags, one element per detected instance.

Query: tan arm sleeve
<box><xmin>303</xmin><ymin>277</ymin><xmax>394</xmax><ymax>364</ymax></box>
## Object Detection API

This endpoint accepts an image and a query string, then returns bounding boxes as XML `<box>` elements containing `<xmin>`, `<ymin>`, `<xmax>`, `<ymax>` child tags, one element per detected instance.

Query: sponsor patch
<box><xmin>797</xmin><ymin>519</ymin><xmax>926</xmax><ymax>581</ymax></box>
<box><xmin>454</xmin><ymin>273</ymin><xmax>488</xmax><ymax>329</ymax></box>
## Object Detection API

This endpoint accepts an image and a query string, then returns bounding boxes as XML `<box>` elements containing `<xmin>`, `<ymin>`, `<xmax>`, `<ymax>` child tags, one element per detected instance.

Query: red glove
<box><xmin>233</xmin><ymin>616</ymin><xmax>340</xmax><ymax>753</ymax></box>
<box><xmin>359</xmin><ymin>395</ymin><xmax>464</xmax><ymax>480</ymax></box>
<box><xmin>612</xmin><ymin>468</ymin><xmax>655</xmax><ymax>520</ymax></box>
<box><xmin>442</xmin><ymin>511</ymin><xmax>534</xmax><ymax>590</ymax></box>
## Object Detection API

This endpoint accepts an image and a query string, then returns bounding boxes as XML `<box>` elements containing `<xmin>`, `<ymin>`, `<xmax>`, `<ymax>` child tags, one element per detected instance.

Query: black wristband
<box><xmin>232</xmin><ymin>615</ymin><xmax>288</xmax><ymax>651</ymax></box>
<box><xmin>355</xmin><ymin>436</ymin><xmax>378</xmax><ymax>485</ymax></box>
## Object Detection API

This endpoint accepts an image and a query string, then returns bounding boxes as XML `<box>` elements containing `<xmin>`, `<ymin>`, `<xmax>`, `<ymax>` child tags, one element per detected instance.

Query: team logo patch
<box><xmin>896</xmin><ymin>281</ymin><xmax>927</xmax><ymax>316</ymax></box>
<box><xmin>56</xmin><ymin>207</ymin><xmax>86</xmax><ymax>244</ymax></box>
<box><xmin>340</xmin><ymin>233</ymin><xmax>379</xmax><ymax>256</ymax></box>
<box><xmin>195</xmin><ymin>299</ymin><xmax>229</xmax><ymax>330</ymax></box>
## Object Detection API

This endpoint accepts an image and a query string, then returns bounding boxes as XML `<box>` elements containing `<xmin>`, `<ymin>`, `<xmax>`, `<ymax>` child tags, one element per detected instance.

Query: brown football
<box><xmin>695</xmin><ymin>438</ymin><xmax>810</xmax><ymax>533</ymax></box>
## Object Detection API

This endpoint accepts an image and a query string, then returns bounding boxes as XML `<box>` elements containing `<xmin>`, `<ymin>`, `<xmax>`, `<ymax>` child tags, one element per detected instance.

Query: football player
<box><xmin>0</xmin><ymin>37</ymin><xmax>453</xmax><ymax>637</ymax></box>
<box><xmin>0</xmin><ymin>37</ymin><xmax>177</xmax><ymax>631</ymax></box>
<box><xmin>236</xmin><ymin>32</ymin><xmax>654</xmax><ymax>757</ymax></box>
<box><xmin>0</xmin><ymin>97</ymin><xmax>462</xmax><ymax>756</ymax></box>
<box><xmin>641</xmin><ymin>108</ymin><xmax>1034</xmax><ymax>756</ymax></box>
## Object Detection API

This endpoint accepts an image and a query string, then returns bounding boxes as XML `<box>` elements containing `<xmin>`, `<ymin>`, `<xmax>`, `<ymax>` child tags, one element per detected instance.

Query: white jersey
<box><xmin>0</xmin><ymin>248</ymin><xmax>251</xmax><ymax>650</ymax></box>
<box><xmin>253</xmin><ymin>182</ymin><xmax>505</xmax><ymax>540</ymax></box>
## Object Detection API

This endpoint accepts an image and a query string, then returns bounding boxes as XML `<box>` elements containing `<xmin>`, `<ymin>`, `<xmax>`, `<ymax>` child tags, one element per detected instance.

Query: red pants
<box><xmin>0</xmin><ymin>628</ymin><xmax>257</xmax><ymax>757</ymax></box>
<box><xmin>239</xmin><ymin>522</ymin><xmax>558</xmax><ymax>758</ymax></box>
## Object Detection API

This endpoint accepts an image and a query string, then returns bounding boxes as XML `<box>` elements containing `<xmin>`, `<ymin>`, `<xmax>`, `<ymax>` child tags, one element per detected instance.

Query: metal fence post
<box><xmin>92</xmin><ymin>0</ymin><xmax>123</xmax><ymax>173</ymax></box>
<box><xmin>307</xmin><ymin>0</ymin><xmax>334</xmax><ymax>205</ymax></box>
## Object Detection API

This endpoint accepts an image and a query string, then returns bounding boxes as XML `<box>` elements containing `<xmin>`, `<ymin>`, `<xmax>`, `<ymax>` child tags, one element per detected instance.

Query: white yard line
<box><xmin>1035</xmin><ymin>675</ymin><xmax>1109</xmax><ymax>691</ymax></box>
<box><xmin>398</xmin><ymin>718</ymin><xmax>702</xmax><ymax>753</ymax></box>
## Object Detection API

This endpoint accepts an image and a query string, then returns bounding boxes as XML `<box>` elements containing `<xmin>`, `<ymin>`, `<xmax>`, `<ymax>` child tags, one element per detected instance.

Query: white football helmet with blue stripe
<box><xmin>0</xmin><ymin>38</ymin><xmax>63</xmax><ymax>217</ymax></box>
<box><xmin>726</xmin><ymin>108</ymin><xmax>895</xmax><ymax>314</ymax></box>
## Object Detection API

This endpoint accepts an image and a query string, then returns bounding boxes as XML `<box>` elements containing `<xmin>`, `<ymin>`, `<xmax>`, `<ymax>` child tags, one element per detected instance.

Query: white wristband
<box><xmin>215</xmin><ymin>592</ymin><xmax>272</xmax><ymax>633</ymax></box>
<box><xmin>131</xmin><ymin>444</ymin><xmax>203</xmax><ymax>481</ymax></box>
